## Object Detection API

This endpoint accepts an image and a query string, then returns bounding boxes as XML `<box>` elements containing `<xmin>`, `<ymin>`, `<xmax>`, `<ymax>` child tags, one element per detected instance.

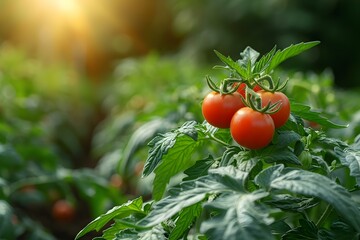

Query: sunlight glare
<box><xmin>40</xmin><ymin>0</ymin><xmax>81</xmax><ymax>17</ymax></box>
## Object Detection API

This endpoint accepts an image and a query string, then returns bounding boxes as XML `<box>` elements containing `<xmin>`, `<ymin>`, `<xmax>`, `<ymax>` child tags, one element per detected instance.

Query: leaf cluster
<box><xmin>76</xmin><ymin>43</ymin><xmax>360</xmax><ymax>240</ymax></box>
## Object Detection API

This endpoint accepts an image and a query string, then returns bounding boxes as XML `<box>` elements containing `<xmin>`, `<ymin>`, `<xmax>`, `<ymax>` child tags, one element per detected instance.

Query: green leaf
<box><xmin>201</xmin><ymin>191</ymin><xmax>274</xmax><ymax>240</ymax></box>
<box><xmin>114</xmin><ymin>225</ymin><xmax>167</xmax><ymax>240</ymax></box>
<box><xmin>114</xmin><ymin>229</ymin><xmax>138</xmax><ymax>240</ymax></box>
<box><xmin>177</xmin><ymin>121</ymin><xmax>198</xmax><ymax>141</ymax></box>
<box><xmin>334</xmin><ymin>146</ymin><xmax>360</xmax><ymax>186</ymax></box>
<box><xmin>120</xmin><ymin>118</ymin><xmax>173</xmax><ymax>176</ymax></box>
<box><xmin>209</xmin><ymin>165</ymin><xmax>249</xmax><ymax>192</ymax></box>
<box><xmin>258</xmin><ymin>145</ymin><xmax>301</xmax><ymax>165</ymax></box>
<box><xmin>220</xmin><ymin>146</ymin><xmax>244</xmax><ymax>167</ymax></box>
<box><xmin>266</xmin><ymin>194</ymin><xmax>318</xmax><ymax>212</ymax></box>
<box><xmin>237</xmin><ymin>46</ymin><xmax>260</xmax><ymax>78</ymax></box>
<box><xmin>140</xmin><ymin>166</ymin><xmax>250</xmax><ymax>227</ymax></box>
<box><xmin>75</xmin><ymin>197</ymin><xmax>145</xmax><ymax>240</ymax></box>
<box><xmin>138</xmin><ymin>177</ymin><xmax>211</xmax><ymax>227</ymax></box>
<box><xmin>256</xmin><ymin>166</ymin><xmax>360</xmax><ymax>232</ymax></box>
<box><xmin>183</xmin><ymin>155</ymin><xmax>216</xmax><ymax>181</ymax></box>
<box><xmin>214</xmin><ymin>50</ymin><xmax>249</xmax><ymax>79</ymax></box>
<box><xmin>137</xmin><ymin>225</ymin><xmax>167</xmax><ymax>240</ymax></box>
<box><xmin>273</xmin><ymin>131</ymin><xmax>301</xmax><ymax>148</ymax></box>
<box><xmin>291</xmin><ymin>102</ymin><xmax>348</xmax><ymax>129</ymax></box>
<box><xmin>143</xmin><ymin>121</ymin><xmax>199</xmax><ymax>178</ymax></box>
<box><xmin>142</xmin><ymin>132</ymin><xmax>177</xmax><ymax>177</ymax></box>
<box><xmin>266</xmin><ymin>41</ymin><xmax>320</xmax><ymax>73</ymax></box>
<box><xmin>152</xmin><ymin>133</ymin><xmax>199</xmax><ymax>200</ymax></box>
<box><xmin>330</xmin><ymin>221</ymin><xmax>358</xmax><ymax>240</ymax></box>
<box><xmin>254</xmin><ymin>164</ymin><xmax>284</xmax><ymax>189</ymax></box>
<box><xmin>169</xmin><ymin>203</ymin><xmax>202</xmax><ymax>240</ymax></box>
<box><xmin>281</xmin><ymin>219</ymin><xmax>323</xmax><ymax>240</ymax></box>
<box><xmin>253</xmin><ymin>46</ymin><xmax>276</xmax><ymax>74</ymax></box>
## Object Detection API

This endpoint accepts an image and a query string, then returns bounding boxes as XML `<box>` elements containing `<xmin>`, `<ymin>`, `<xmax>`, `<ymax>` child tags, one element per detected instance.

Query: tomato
<box><xmin>236</xmin><ymin>83</ymin><xmax>261</xmax><ymax>97</ymax></box>
<box><xmin>230</xmin><ymin>107</ymin><xmax>275</xmax><ymax>149</ymax></box>
<box><xmin>52</xmin><ymin>199</ymin><xmax>75</xmax><ymax>221</ymax></box>
<box><xmin>202</xmin><ymin>91</ymin><xmax>244</xmax><ymax>128</ymax></box>
<box><xmin>258</xmin><ymin>90</ymin><xmax>290</xmax><ymax>128</ymax></box>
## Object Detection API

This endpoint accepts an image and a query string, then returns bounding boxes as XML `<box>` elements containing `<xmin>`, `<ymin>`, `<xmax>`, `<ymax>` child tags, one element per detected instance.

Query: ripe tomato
<box><xmin>230</xmin><ymin>107</ymin><xmax>275</xmax><ymax>149</ymax></box>
<box><xmin>258</xmin><ymin>90</ymin><xmax>290</xmax><ymax>128</ymax></box>
<box><xmin>202</xmin><ymin>91</ymin><xmax>244</xmax><ymax>128</ymax></box>
<box><xmin>236</xmin><ymin>83</ymin><xmax>261</xmax><ymax>97</ymax></box>
<box><xmin>52</xmin><ymin>199</ymin><xmax>75</xmax><ymax>221</ymax></box>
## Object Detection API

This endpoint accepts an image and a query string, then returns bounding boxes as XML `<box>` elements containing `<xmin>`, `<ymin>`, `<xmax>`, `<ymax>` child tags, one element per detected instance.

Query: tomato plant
<box><xmin>202</xmin><ymin>91</ymin><xmax>244</xmax><ymax>128</ymax></box>
<box><xmin>76</xmin><ymin>42</ymin><xmax>360</xmax><ymax>240</ymax></box>
<box><xmin>258</xmin><ymin>90</ymin><xmax>291</xmax><ymax>128</ymax></box>
<box><xmin>230</xmin><ymin>107</ymin><xmax>274</xmax><ymax>149</ymax></box>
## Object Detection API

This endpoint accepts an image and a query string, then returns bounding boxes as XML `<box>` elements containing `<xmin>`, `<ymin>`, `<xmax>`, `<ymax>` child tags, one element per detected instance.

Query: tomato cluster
<box><xmin>202</xmin><ymin>85</ymin><xmax>290</xmax><ymax>150</ymax></box>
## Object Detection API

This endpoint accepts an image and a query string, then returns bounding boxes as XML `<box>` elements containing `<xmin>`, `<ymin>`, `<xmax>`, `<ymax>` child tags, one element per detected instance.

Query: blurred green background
<box><xmin>0</xmin><ymin>0</ymin><xmax>359</xmax><ymax>239</ymax></box>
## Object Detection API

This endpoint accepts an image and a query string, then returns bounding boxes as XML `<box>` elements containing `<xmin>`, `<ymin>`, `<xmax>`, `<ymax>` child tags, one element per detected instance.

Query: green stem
<box><xmin>208</xmin><ymin>134</ymin><xmax>230</xmax><ymax>146</ymax></box>
<box><xmin>316</xmin><ymin>204</ymin><xmax>333</xmax><ymax>228</ymax></box>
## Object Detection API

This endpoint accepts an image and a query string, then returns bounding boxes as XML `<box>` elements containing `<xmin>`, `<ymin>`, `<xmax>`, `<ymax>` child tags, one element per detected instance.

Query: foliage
<box><xmin>77</xmin><ymin>43</ymin><xmax>360</xmax><ymax>239</ymax></box>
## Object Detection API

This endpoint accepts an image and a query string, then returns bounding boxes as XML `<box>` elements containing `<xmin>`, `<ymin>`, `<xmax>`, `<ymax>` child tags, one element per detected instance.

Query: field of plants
<box><xmin>1</xmin><ymin>1</ymin><xmax>360</xmax><ymax>240</ymax></box>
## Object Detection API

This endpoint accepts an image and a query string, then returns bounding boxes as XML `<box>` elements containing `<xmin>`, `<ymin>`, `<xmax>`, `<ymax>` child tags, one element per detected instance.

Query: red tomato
<box><xmin>230</xmin><ymin>107</ymin><xmax>275</xmax><ymax>149</ymax></box>
<box><xmin>236</xmin><ymin>83</ymin><xmax>261</xmax><ymax>97</ymax></box>
<box><xmin>202</xmin><ymin>91</ymin><xmax>245</xmax><ymax>128</ymax></box>
<box><xmin>258</xmin><ymin>90</ymin><xmax>290</xmax><ymax>128</ymax></box>
<box><xmin>52</xmin><ymin>200</ymin><xmax>75</xmax><ymax>221</ymax></box>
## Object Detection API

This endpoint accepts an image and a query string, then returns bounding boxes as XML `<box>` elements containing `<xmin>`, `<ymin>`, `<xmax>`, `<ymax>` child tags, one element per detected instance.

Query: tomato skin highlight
<box><xmin>230</xmin><ymin>107</ymin><xmax>275</xmax><ymax>149</ymax></box>
<box><xmin>202</xmin><ymin>91</ymin><xmax>245</xmax><ymax>128</ymax></box>
<box><xmin>258</xmin><ymin>90</ymin><xmax>290</xmax><ymax>128</ymax></box>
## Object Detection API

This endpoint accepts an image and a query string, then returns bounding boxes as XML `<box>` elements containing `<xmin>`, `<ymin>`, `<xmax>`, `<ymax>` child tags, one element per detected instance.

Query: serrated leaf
<box><xmin>237</xmin><ymin>46</ymin><xmax>259</xmax><ymax>78</ymax></box>
<box><xmin>176</xmin><ymin>121</ymin><xmax>198</xmax><ymax>141</ymax></box>
<box><xmin>257</xmin><ymin>166</ymin><xmax>360</xmax><ymax>232</ymax></box>
<box><xmin>152</xmin><ymin>134</ymin><xmax>199</xmax><ymax>200</ymax></box>
<box><xmin>266</xmin><ymin>41</ymin><xmax>320</xmax><ymax>73</ymax></box>
<box><xmin>142</xmin><ymin>132</ymin><xmax>178</xmax><ymax>177</ymax></box>
<box><xmin>120</xmin><ymin>118</ymin><xmax>173</xmax><ymax>176</ymax></box>
<box><xmin>139</xmin><ymin>166</ymin><xmax>250</xmax><ymax>228</ymax></box>
<box><xmin>138</xmin><ymin>225</ymin><xmax>167</xmax><ymax>240</ymax></box>
<box><xmin>214</xmin><ymin>50</ymin><xmax>249</xmax><ymax>79</ymax></box>
<box><xmin>169</xmin><ymin>203</ymin><xmax>202</xmax><ymax>240</ymax></box>
<box><xmin>209</xmin><ymin>166</ymin><xmax>249</xmax><ymax>192</ymax></box>
<box><xmin>291</xmin><ymin>102</ymin><xmax>348</xmax><ymax>129</ymax></box>
<box><xmin>253</xmin><ymin>46</ymin><xmax>277</xmax><ymax>74</ymax></box>
<box><xmin>183</xmin><ymin>155</ymin><xmax>216</xmax><ymax>181</ymax></box>
<box><xmin>254</xmin><ymin>164</ymin><xmax>284</xmax><ymax>189</ymax></box>
<box><xmin>75</xmin><ymin>197</ymin><xmax>144</xmax><ymax>240</ymax></box>
<box><xmin>281</xmin><ymin>219</ymin><xmax>322</xmax><ymax>240</ymax></box>
<box><xmin>273</xmin><ymin>131</ymin><xmax>301</xmax><ymax>148</ymax></box>
<box><xmin>239</xmin><ymin>46</ymin><xmax>260</xmax><ymax>67</ymax></box>
<box><xmin>334</xmin><ymin>146</ymin><xmax>360</xmax><ymax>186</ymax></box>
<box><xmin>201</xmin><ymin>191</ymin><xmax>274</xmax><ymax>240</ymax></box>
<box><xmin>138</xmin><ymin>177</ymin><xmax>214</xmax><ymax>227</ymax></box>
<box><xmin>266</xmin><ymin>194</ymin><xmax>318</xmax><ymax>212</ymax></box>
<box><xmin>259</xmin><ymin>145</ymin><xmax>301</xmax><ymax>165</ymax></box>
<box><xmin>114</xmin><ymin>229</ymin><xmax>139</xmax><ymax>240</ymax></box>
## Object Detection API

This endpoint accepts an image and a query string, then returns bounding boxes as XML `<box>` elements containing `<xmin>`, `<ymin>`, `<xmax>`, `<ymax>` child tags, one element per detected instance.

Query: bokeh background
<box><xmin>1</xmin><ymin>0</ymin><xmax>359</xmax><ymax>87</ymax></box>
<box><xmin>1</xmin><ymin>0</ymin><xmax>360</xmax><ymax>239</ymax></box>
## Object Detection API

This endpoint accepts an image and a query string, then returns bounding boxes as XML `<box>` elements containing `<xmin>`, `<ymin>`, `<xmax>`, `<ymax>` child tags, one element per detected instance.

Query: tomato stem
<box><xmin>316</xmin><ymin>204</ymin><xmax>333</xmax><ymax>228</ymax></box>
<box><xmin>207</xmin><ymin>134</ymin><xmax>230</xmax><ymax>146</ymax></box>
